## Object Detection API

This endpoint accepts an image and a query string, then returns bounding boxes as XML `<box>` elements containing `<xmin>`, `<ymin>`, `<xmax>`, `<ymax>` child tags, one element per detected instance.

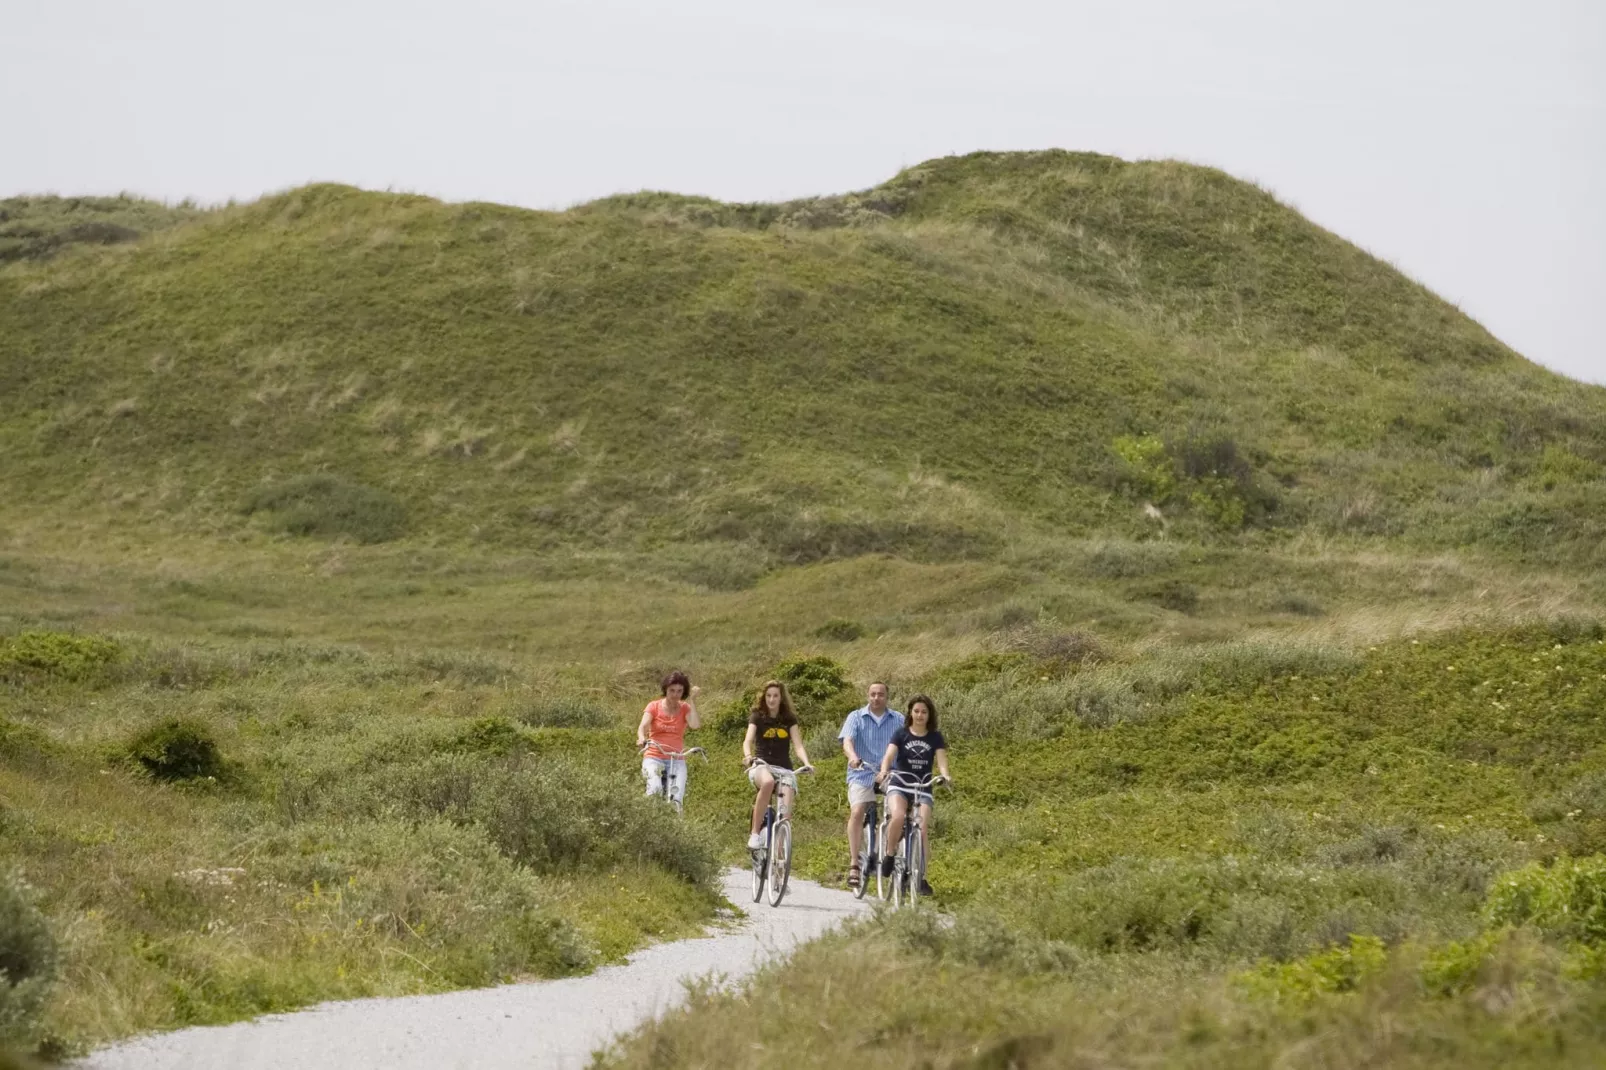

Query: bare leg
<box><xmin>886</xmin><ymin>793</ymin><xmax>910</xmax><ymax>854</ymax></box>
<box><xmin>848</xmin><ymin>800</ymin><xmax>869</xmax><ymax>868</ymax></box>
<box><xmin>750</xmin><ymin>769</ymin><xmax>775</xmax><ymax>835</ymax></box>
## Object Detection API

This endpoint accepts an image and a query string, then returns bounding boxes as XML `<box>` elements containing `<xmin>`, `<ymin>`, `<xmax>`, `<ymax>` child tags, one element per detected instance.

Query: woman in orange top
<box><xmin>636</xmin><ymin>670</ymin><xmax>701</xmax><ymax>811</ymax></box>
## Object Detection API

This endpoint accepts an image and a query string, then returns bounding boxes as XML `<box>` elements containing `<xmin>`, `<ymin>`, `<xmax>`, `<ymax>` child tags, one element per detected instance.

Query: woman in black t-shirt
<box><xmin>742</xmin><ymin>680</ymin><xmax>815</xmax><ymax>850</ymax></box>
<box><xmin>875</xmin><ymin>694</ymin><xmax>952</xmax><ymax>896</ymax></box>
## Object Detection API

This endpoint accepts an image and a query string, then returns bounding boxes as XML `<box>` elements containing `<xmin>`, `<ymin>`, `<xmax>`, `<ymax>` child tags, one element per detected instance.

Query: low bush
<box><xmin>1237</xmin><ymin>934</ymin><xmax>1388</xmax><ymax>1004</ymax></box>
<box><xmin>516</xmin><ymin>696</ymin><xmax>614</xmax><ymax>729</ymax></box>
<box><xmin>450</xmin><ymin>716</ymin><xmax>532</xmax><ymax>755</ymax></box>
<box><xmin>0</xmin><ymin>631</ymin><xmax>122</xmax><ymax>685</ymax></box>
<box><xmin>242</xmin><ymin>474</ymin><xmax>407</xmax><ymax>544</ymax></box>
<box><xmin>0</xmin><ymin>871</ymin><xmax>56</xmax><ymax>1049</ymax></box>
<box><xmin>126</xmin><ymin>718</ymin><xmax>225</xmax><ymax>781</ymax></box>
<box><xmin>333</xmin><ymin>754</ymin><xmax>719</xmax><ymax>891</ymax></box>
<box><xmin>714</xmin><ymin>654</ymin><xmax>856</xmax><ymax>737</ymax></box>
<box><xmin>1483</xmin><ymin>855</ymin><xmax>1606</xmax><ymax>944</ymax></box>
<box><xmin>1135</xmin><ymin>579</ymin><xmax>1199</xmax><ymax>614</ymax></box>
<box><xmin>813</xmin><ymin>618</ymin><xmax>868</xmax><ymax>642</ymax></box>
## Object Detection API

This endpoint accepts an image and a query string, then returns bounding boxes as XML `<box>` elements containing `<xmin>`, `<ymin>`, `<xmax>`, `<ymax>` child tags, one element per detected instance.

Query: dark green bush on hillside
<box><xmin>127</xmin><ymin>718</ymin><xmax>224</xmax><ymax>781</ymax></box>
<box><xmin>713</xmin><ymin>654</ymin><xmax>857</xmax><ymax>737</ymax></box>
<box><xmin>243</xmin><ymin>474</ymin><xmax>407</xmax><ymax>544</ymax></box>
<box><xmin>1110</xmin><ymin>431</ymin><xmax>1279</xmax><ymax>530</ymax></box>
<box><xmin>0</xmin><ymin>871</ymin><xmax>57</xmax><ymax>1048</ymax></box>
<box><xmin>814</xmin><ymin>618</ymin><xmax>868</xmax><ymax>642</ymax></box>
<box><xmin>0</xmin><ymin>631</ymin><xmax>122</xmax><ymax>685</ymax></box>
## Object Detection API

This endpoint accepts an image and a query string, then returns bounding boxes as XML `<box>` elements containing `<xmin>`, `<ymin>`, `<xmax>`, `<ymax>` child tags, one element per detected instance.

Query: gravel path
<box><xmin>79</xmin><ymin>867</ymin><xmax>868</xmax><ymax>1070</ymax></box>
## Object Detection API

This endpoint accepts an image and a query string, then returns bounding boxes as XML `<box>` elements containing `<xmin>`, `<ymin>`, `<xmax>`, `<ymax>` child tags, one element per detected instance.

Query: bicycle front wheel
<box><xmin>766</xmin><ymin>820</ymin><xmax>792</xmax><ymax>906</ymax></box>
<box><xmin>876</xmin><ymin>813</ymin><xmax>892</xmax><ymax>901</ymax></box>
<box><xmin>908</xmin><ymin>829</ymin><xmax>925</xmax><ymax>908</ymax></box>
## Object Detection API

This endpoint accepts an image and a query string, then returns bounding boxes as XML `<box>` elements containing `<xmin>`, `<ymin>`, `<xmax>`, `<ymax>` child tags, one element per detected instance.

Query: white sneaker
<box><xmin>747</xmin><ymin>832</ymin><xmax>765</xmax><ymax>850</ymax></box>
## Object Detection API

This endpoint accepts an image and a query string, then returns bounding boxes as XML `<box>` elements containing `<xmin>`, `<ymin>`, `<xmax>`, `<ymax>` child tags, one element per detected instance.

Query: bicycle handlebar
<box><xmin>879</xmin><ymin>770</ymin><xmax>950</xmax><ymax>791</ymax></box>
<box><xmin>641</xmin><ymin>742</ymin><xmax>707</xmax><ymax>761</ymax></box>
<box><xmin>745</xmin><ymin>759</ymin><xmax>815</xmax><ymax>775</ymax></box>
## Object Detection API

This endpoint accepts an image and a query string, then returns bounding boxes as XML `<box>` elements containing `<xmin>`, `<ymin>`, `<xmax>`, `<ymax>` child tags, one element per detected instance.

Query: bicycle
<box><xmin>877</xmin><ymin>770</ymin><xmax>949</xmax><ymax>908</ymax></box>
<box><xmin>747</xmin><ymin>761</ymin><xmax>814</xmax><ymax>906</ymax></box>
<box><xmin>639</xmin><ymin>742</ymin><xmax>706</xmax><ymax>813</ymax></box>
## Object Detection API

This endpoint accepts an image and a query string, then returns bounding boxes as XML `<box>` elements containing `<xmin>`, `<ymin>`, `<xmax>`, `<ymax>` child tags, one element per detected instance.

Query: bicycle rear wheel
<box><xmin>766</xmin><ymin>819</ymin><xmax>792</xmax><ymax>906</ymax></box>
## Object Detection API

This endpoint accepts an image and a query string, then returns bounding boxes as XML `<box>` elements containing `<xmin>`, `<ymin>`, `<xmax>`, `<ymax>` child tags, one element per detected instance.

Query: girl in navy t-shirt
<box><xmin>875</xmin><ymin>694</ymin><xmax>952</xmax><ymax>895</ymax></box>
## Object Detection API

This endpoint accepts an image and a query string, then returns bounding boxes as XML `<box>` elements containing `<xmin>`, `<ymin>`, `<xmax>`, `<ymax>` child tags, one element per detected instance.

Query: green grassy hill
<box><xmin>3</xmin><ymin>151</ymin><xmax>1603</xmax><ymax>567</ymax></box>
<box><xmin>2</xmin><ymin>152</ymin><xmax>1604</xmax><ymax>1063</ymax></box>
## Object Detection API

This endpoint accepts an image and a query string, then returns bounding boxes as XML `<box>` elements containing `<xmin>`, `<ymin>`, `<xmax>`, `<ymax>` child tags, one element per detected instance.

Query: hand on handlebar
<box><xmin>848</xmin><ymin>757</ymin><xmax>865</xmax><ymax>770</ymax></box>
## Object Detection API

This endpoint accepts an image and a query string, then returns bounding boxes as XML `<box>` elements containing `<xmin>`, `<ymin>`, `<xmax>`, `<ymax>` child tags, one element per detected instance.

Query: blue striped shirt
<box><xmin>838</xmin><ymin>706</ymin><xmax>904</xmax><ymax>789</ymax></box>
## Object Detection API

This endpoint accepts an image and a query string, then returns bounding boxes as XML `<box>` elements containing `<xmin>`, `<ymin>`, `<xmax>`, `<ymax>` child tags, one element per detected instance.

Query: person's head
<box><xmin>866</xmin><ymin>681</ymin><xmax>889</xmax><ymax>713</ymax></box>
<box><xmin>660</xmin><ymin>670</ymin><xmax>691</xmax><ymax>701</ymax></box>
<box><xmin>906</xmin><ymin>694</ymin><xmax>938</xmax><ymax>732</ymax></box>
<box><xmin>749</xmin><ymin>680</ymin><xmax>795</xmax><ymax>720</ymax></box>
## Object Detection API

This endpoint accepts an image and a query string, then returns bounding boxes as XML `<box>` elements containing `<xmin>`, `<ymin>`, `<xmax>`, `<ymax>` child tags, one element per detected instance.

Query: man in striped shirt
<box><xmin>839</xmin><ymin>682</ymin><xmax>904</xmax><ymax>888</ymax></box>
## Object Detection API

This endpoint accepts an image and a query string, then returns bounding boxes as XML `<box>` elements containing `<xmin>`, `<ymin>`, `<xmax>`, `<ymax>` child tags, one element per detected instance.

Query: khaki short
<box><xmin>748</xmin><ymin>764</ymin><xmax>798</xmax><ymax>792</ymax></box>
<box><xmin>848</xmin><ymin>781</ymin><xmax>878</xmax><ymax>807</ymax></box>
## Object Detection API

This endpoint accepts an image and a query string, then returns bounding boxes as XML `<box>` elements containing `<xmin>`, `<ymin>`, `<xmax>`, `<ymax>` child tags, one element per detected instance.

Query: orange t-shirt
<box><xmin>643</xmin><ymin>698</ymin><xmax>688</xmax><ymax>755</ymax></box>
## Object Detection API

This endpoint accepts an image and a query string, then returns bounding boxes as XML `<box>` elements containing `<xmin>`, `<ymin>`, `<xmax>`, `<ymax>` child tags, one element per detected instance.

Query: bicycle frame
<box><xmin>641</xmin><ymin>743</ymin><xmax>705</xmax><ymax>811</ymax></box>
<box><xmin>878</xmin><ymin>770</ymin><xmax>946</xmax><ymax>906</ymax></box>
<box><xmin>748</xmin><ymin>762</ymin><xmax>812</xmax><ymax>906</ymax></box>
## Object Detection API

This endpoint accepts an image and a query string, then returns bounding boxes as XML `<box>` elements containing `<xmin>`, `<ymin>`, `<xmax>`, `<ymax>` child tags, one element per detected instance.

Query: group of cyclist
<box><xmin>635</xmin><ymin>671</ymin><xmax>953</xmax><ymax>896</ymax></box>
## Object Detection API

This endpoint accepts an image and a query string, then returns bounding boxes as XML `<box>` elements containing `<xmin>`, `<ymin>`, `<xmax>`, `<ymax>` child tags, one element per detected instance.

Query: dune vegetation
<box><xmin>1</xmin><ymin>151</ymin><xmax>1603</xmax><ymax>1063</ymax></box>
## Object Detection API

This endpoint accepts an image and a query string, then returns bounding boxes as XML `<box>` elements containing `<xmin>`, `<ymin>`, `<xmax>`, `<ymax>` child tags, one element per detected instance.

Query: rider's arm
<box><xmin>636</xmin><ymin>707</ymin><xmax>653</xmax><ymax>748</ymax></box>
<box><xmin>685</xmin><ymin>686</ymin><xmax>702</xmax><ymax>730</ymax></box>
<box><xmin>935</xmin><ymin>747</ymin><xmax>951</xmax><ymax>782</ymax></box>
<box><xmin>876</xmin><ymin>742</ymin><xmax>897</xmax><ymax>780</ymax></box>
<box><xmin>742</xmin><ymin>722</ymin><xmax>758</xmax><ymax>765</ymax></box>
<box><xmin>839</xmin><ymin>712</ymin><xmax>862</xmax><ymax>768</ymax></box>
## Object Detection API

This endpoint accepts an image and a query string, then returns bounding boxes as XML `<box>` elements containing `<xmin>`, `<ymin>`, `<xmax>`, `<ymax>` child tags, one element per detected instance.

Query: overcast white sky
<box><xmin>5</xmin><ymin>0</ymin><xmax>1603</xmax><ymax>384</ymax></box>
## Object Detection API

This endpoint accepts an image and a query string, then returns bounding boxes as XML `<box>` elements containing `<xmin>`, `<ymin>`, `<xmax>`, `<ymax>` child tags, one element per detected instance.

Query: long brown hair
<box><xmin>749</xmin><ymin>679</ymin><xmax>796</xmax><ymax>721</ymax></box>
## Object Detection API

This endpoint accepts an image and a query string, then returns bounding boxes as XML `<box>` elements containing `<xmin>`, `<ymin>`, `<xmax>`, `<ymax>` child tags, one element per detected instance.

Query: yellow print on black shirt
<box><xmin>762</xmin><ymin>726</ymin><xmax>790</xmax><ymax>739</ymax></box>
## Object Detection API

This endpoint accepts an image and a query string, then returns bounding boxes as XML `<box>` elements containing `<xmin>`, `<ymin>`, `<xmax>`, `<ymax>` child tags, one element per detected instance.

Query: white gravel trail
<box><xmin>78</xmin><ymin>867</ymin><xmax>868</xmax><ymax>1070</ymax></box>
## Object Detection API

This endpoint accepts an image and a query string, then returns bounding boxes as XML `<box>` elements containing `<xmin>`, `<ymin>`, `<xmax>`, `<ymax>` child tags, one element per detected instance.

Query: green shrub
<box><xmin>1238</xmin><ymin>935</ymin><xmax>1388</xmax><ymax>1004</ymax></box>
<box><xmin>1135</xmin><ymin>580</ymin><xmax>1199</xmax><ymax>614</ymax></box>
<box><xmin>243</xmin><ymin>474</ymin><xmax>407</xmax><ymax>543</ymax></box>
<box><xmin>126</xmin><ymin>718</ymin><xmax>225</xmax><ymax>781</ymax></box>
<box><xmin>450</xmin><ymin>716</ymin><xmax>531</xmax><ymax>755</ymax></box>
<box><xmin>345</xmin><ymin>754</ymin><xmax>719</xmax><ymax>890</ymax></box>
<box><xmin>1419</xmin><ymin>931</ymin><xmax>1502</xmax><ymax>997</ymax></box>
<box><xmin>813</xmin><ymin>618</ymin><xmax>868</xmax><ymax>642</ymax></box>
<box><xmin>0</xmin><ymin>631</ymin><xmax>122</xmax><ymax>684</ymax></box>
<box><xmin>516</xmin><ymin>696</ymin><xmax>614</xmax><ymax>729</ymax></box>
<box><xmin>927</xmin><ymin>652</ymin><xmax>1029</xmax><ymax>691</ymax></box>
<box><xmin>0</xmin><ymin>871</ymin><xmax>56</xmax><ymax>1048</ymax></box>
<box><xmin>717</xmin><ymin>654</ymin><xmax>857</xmax><ymax>737</ymax></box>
<box><xmin>1483</xmin><ymin>855</ymin><xmax>1606</xmax><ymax>944</ymax></box>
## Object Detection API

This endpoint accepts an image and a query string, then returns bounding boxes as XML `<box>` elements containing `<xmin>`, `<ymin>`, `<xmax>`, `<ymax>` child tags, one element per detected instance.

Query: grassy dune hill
<box><xmin>2</xmin><ymin>151</ymin><xmax>1603</xmax><ymax>565</ymax></box>
<box><xmin>1</xmin><ymin>152</ymin><xmax>1604</xmax><ymax>1063</ymax></box>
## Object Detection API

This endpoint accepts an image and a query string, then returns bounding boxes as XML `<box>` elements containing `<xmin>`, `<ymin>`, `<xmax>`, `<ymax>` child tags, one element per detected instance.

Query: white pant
<box><xmin>642</xmin><ymin>757</ymin><xmax>688</xmax><ymax>808</ymax></box>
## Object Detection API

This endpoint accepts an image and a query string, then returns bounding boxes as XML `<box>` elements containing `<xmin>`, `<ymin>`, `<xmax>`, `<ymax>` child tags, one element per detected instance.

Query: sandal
<box><xmin>847</xmin><ymin>869</ymin><xmax>861</xmax><ymax>890</ymax></box>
